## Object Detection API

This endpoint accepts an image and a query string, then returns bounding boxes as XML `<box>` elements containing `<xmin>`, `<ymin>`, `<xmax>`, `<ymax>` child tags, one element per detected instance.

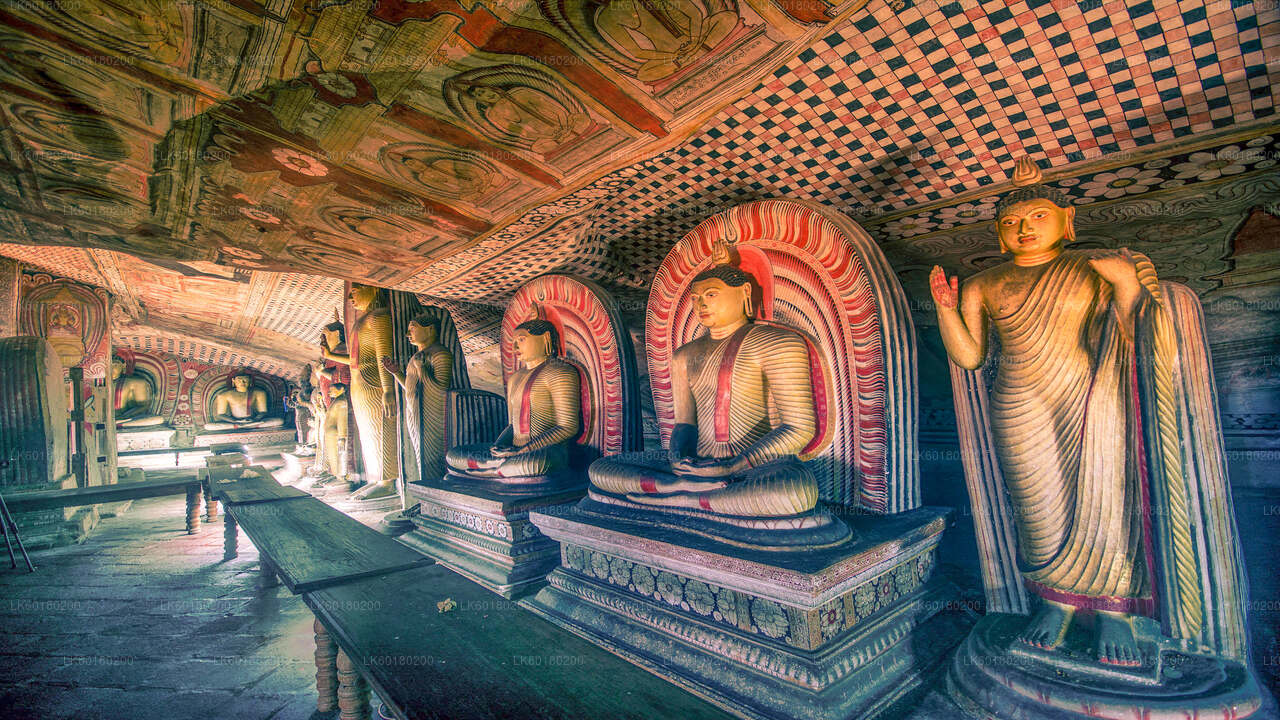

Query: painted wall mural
<box><xmin>17</xmin><ymin>273</ymin><xmax>112</xmax><ymax>378</ymax></box>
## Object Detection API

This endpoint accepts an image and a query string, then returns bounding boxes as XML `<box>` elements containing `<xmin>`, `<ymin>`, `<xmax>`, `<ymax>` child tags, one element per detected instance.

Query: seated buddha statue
<box><xmin>587</xmin><ymin>244</ymin><xmax>837</xmax><ymax>530</ymax></box>
<box><xmin>111</xmin><ymin>355</ymin><xmax>166</xmax><ymax>429</ymax></box>
<box><xmin>444</xmin><ymin>320</ymin><xmax>581</xmax><ymax>485</ymax></box>
<box><xmin>204</xmin><ymin>373</ymin><xmax>285</xmax><ymax>431</ymax></box>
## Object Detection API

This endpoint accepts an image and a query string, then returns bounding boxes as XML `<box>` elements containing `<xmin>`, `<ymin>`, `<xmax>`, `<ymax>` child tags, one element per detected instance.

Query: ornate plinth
<box><xmin>524</xmin><ymin>504</ymin><xmax>970</xmax><ymax>720</ymax></box>
<box><xmin>194</xmin><ymin>428</ymin><xmax>295</xmax><ymax>448</ymax></box>
<box><xmin>116</xmin><ymin>428</ymin><xmax>176</xmax><ymax>452</ymax></box>
<box><xmin>948</xmin><ymin>613</ymin><xmax>1263</xmax><ymax>720</ymax></box>
<box><xmin>400</xmin><ymin>475</ymin><xmax>588</xmax><ymax>598</ymax></box>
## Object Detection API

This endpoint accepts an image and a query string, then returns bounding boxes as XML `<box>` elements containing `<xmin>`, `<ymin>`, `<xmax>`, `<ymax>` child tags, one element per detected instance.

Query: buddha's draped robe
<box><xmin>990</xmin><ymin>251</ymin><xmax>1153</xmax><ymax>609</ymax></box>
<box><xmin>404</xmin><ymin>346</ymin><xmax>453</xmax><ymax>482</ymax></box>
<box><xmin>446</xmin><ymin>358</ymin><xmax>580</xmax><ymax>479</ymax></box>
<box><xmin>351</xmin><ymin>309</ymin><xmax>397</xmax><ymax>484</ymax></box>
<box><xmin>590</xmin><ymin>323</ymin><xmax>819</xmax><ymax>517</ymax></box>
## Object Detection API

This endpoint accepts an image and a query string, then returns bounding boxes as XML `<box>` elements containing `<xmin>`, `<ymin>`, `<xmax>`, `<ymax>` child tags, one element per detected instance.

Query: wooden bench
<box><xmin>5</xmin><ymin>475</ymin><xmax>205</xmax><ymax>534</ymax></box>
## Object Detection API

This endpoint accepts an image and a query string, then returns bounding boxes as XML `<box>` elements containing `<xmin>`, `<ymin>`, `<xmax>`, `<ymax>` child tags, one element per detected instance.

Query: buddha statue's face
<box><xmin>407</xmin><ymin>321</ymin><xmax>437</xmax><ymax>349</ymax></box>
<box><xmin>513</xmin><ymin>329</ymin><xmax>551</xmax><ymax>365</ymax></box>
<box><xmin>349</xmin><ymin>284</ymin><xmax>378</xmax><ymax>311</ymax></box>
<box><xmin>690</xmin><ymin>277</ymin><xmax>750</xmax><ymax>330</ymax></box>
<box><xmin>110</xmin><ymin>360</ymin><xmax>124</xmax><ymax>380</ymax></box>
<box><xmin>231</xmin><ymin>375</ymin><xmax>251</xmax><ymax>393</ymax></box>
<box><xmin>996</xmin><ymin>199</ymin><xmax>1074</xmax><ymax>256</ymax></box>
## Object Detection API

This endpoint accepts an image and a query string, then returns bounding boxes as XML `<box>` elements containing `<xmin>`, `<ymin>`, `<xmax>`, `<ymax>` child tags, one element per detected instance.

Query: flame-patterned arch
<box><xmin>501</xmin><ymin>274</ymin><xmax>641</xmax><ymax>457</ymax></box>
<box><xmin>647</xmin><ymin>199</ymin><xmax>919</xmax><ymax>513</ymax></box>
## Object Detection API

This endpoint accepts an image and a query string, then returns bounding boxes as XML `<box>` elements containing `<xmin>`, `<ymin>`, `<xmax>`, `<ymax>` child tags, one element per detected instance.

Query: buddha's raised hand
<box><xmin>930</xmin><ymin>265</ymin><xmax>959</xmax><ymax>310</ymax></box>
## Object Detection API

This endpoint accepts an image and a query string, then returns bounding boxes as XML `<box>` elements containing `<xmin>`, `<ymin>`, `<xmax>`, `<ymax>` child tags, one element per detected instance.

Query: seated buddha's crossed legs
<box><xmin>446</xmin><ymin>443</ymin><xmax>568</xmax><ymax>480</ymax></box>
<box><xmin>590</xmin><ymin>453</ymin><xmax>819</xmax><ymax>517</ymax></box>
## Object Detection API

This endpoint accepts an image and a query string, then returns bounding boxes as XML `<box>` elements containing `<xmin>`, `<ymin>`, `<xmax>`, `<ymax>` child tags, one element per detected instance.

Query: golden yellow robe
<box><xmin>404</xmin><ymin>345</ymin><xmax>453</xmax><ymax>482</ymax></box>
<box><xmin>990</xmin><ymin>251</ymin><xmax>1150</xmax><ymax>608</ymax></box>
<box><xmin>350</xmin><ymin>309</ymin><xmax>397</xmax><ymax>485</ymax></box>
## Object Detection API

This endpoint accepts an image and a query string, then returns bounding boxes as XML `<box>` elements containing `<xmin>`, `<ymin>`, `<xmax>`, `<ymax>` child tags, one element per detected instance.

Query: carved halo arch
<box><xmin>500</xmin><ymin>274</ymin><xmax>641</xmax><ymax>458</ymax></box>
<box><xmin>647</xmin><ymin>198</ymin><xmax>919</xmax><ymax>514</ymax></box>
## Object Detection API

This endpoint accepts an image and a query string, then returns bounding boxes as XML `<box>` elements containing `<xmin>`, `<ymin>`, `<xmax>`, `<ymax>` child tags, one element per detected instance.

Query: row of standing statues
<box><xmin>281</xmin><ymin>159</ymin><xmax>1263</xmax><ymax>720</ymax></box>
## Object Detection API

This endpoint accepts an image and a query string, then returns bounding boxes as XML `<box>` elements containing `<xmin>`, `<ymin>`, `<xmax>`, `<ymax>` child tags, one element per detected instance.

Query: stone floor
<box><xmin>0</xmin><ymin>497</ymin><xmax>319</xmax><ymax>720</ymax></box>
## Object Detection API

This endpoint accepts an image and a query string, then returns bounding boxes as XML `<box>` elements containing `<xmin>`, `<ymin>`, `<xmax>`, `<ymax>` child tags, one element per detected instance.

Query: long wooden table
<box><xmin>305</xmin><ymin>564</ymin><xmax>734</xmax><ymax>720</ymax></box>
<box><xmin>6</xmin><ymin>476</ymin><xmax>204</xmax><ymax>533</ymax></box>
<box><xmin>217</xmin><ymin>485</ymin><xmax>428</xmax><ymax>593</ymax></box>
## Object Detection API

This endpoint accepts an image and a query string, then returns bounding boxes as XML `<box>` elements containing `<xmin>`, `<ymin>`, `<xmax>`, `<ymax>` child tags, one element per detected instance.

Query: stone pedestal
<box><xmin>399</xmin><ymin>475</ymin><xmax>587</xmax><ymax>599</ymax></box>
<box><xmin>947</xmin><ymin>613</ymin><xmax>1264</xmax><ymax>720</ymax></box>
<box><xmin>116</xmin><ymin>428</ymin><xmax>176</xmax><ymax>452</ymax></box>
<box><xmin>524</xmin><ymin>503</ymin><xmax>970</xmax><ymax>720</ymax></box>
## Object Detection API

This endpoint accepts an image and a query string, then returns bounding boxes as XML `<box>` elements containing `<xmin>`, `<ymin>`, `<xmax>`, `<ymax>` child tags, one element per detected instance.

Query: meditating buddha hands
<box><xmin>445</xmin><ymin>320</ymin><xmax>581</xmax><ymax>483</ymax></box>
<box><xmin>931</xmin><ymin>157</ymin><xmax>1159</xmax><ymax>668</ymax></box>
<box><xmin>589</xmin><ymin>243</ymin><xmax>820</xmax><ymax>518</ymax></box>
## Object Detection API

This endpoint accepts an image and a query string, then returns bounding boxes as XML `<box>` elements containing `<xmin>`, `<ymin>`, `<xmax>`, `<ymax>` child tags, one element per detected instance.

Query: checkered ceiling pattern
<box><xmin>423</xmin><ymin>0</ymin><xmax>1279</xmax><ymax>298</ymax></box>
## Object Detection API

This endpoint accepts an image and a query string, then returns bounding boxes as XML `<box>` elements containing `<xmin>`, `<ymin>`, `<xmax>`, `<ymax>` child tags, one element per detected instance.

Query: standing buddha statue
<box><xmin>384</xmin><ymin>315</ymin><xmax>455</xmax><ymax>483</ymax></box>
<box><xmin>931</xmin><ymin>157</ymin><xmax>1174</xmax><ymax>667</ymax></box>
<box><xmin>323</xmin><ymin>284</ymin><xmax>397</xmax><ymax>500</ymax></box>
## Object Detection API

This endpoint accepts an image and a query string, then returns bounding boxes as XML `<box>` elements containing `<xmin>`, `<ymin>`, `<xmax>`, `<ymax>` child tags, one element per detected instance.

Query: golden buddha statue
<box><xmin>110</xmin><ymin>355</ymin><xmax>165</xmax><ymax>428</ymax></box>
<box><xmin>321</xmin><ymin>383</ymin><xmax>350</xmax><ymax>480</ymax></box>
<box><xmin>930</xmin><ymin>157</ymin><xmax>1168</xmax><ymax>667</ymax></box>
<box><xmin>444</xmin><ymin>320</ymin><xmax>580</xmax><ymax>483</ymax></box>
<box><xmin>384</xmin><ymin>315</ymin><xmax>455</xmax><ymax>483</ymax></box>
<box><xmin>205</xmin><ymin>373</ymin><xmax>285</xmax><ymax>430</ymax></box>
<box><xmin>587</xmin><ymin>243</ymin><xmax>822</xmax><ymax>519</ymax></box>
<box><xmin>322</xmin><ymin>284</ymin><xmax>397</xmax><ymax>500</ymax></box>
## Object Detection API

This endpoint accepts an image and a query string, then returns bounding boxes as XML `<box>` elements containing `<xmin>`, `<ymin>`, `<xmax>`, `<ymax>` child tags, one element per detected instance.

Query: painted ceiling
<box><xmin>0</xmin><ymin>0</ymin><xmax>1277</xmax><ymax>377</ymax></box>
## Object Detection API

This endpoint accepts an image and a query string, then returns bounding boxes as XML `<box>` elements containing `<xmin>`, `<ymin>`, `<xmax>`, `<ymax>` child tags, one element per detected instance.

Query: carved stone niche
<box><xmin>401</xmin><ymin>273</ymin><xmax>641</xmax><ymax>599</ymax></box>
<box><xmin>524</xmin><ymin>199</ymin><xmax>970</xmax><ymax>720</ymax></box>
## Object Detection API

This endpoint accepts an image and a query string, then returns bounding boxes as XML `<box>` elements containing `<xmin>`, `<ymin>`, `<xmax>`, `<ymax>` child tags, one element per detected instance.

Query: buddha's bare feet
<box><xmin>625</xmin><ymin>490</ymin><xmax>711</xmax><ymax>509</ymax></box>
<box><xmin>1096</xmin><ymin>612</ymin><xmax>1141</xmax><ymax>667</ymax></box>
<box><xmin>1018</xmin><ymin>601</ymin><xmax>1073</xmax><ymax>651</ymax></box>
<box><xmin>354</xmin><ymin>482</ymin><xmax>395</xmax><ymax>500</ymax></box>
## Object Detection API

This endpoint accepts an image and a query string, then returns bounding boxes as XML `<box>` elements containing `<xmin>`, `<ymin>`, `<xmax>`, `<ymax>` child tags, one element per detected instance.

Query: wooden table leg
<box><xmin>258</xmin><ymin>557</ymin><xmax>281</xmax><ymax>589</ymax></box>
<box><xmin>314</xmin><ymin>618</ymin><xmax>338</xmax><ymax>714</ymax></box>
<box><xmin>223</xmin><ymin>511</ymin><xmax>238</xmax><ymax>560</ymax></box>
<box><xmin>337</xmin><ymin>648</ymin><xmax>371</xmax><ymax>720</ymax></box>
<box><xmin>185</xmin><ymin>486</ymin><xmax>200</xmax><ymax>534</ymax></box>
<box><xmin>203</xmin><ymin>483</ymin><xmax>219</xmax><ymax>521</ymax></box>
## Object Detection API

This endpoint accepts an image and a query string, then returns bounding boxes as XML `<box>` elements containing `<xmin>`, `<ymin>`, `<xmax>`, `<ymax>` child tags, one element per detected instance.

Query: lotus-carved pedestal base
<box><xmin>948</xmin><ymin>613</ymin><xmax>1263</xmax><ymax>720</ymax></box>
<box><xmin>523</xmin><ymin>505</ymin><xmax>969</xmax><ymax>720</ymax></box>
<box><xmin>399</xmin><ymin>474</ymin><xmax>588</xmax><ymax>599</ymax></box>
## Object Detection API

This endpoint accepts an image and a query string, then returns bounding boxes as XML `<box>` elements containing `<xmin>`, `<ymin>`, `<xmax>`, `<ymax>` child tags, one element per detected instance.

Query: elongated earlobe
<box><xmin>742</xmin><ymin>288</ymin><xmax>754</xmax><ymax>319</ymax></box>
<box><xmin>1065</xmin><ymin>207</ymin><xmax>1076</xmax><ymax>243</ymax></box>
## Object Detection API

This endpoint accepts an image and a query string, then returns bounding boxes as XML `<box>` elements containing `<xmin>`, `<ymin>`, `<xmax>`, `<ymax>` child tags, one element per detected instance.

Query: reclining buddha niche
<box><xmin>444</xmin><ymin>319</ymin><xmax>580</xmax><ymax>485</ymax></box>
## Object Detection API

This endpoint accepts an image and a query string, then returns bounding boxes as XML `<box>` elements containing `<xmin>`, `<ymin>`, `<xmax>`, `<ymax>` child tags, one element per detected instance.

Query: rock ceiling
<box><xmin>0</xmin><ymin>0</ymin><xmax>1277</xmax><ymax>376</ymax></box>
